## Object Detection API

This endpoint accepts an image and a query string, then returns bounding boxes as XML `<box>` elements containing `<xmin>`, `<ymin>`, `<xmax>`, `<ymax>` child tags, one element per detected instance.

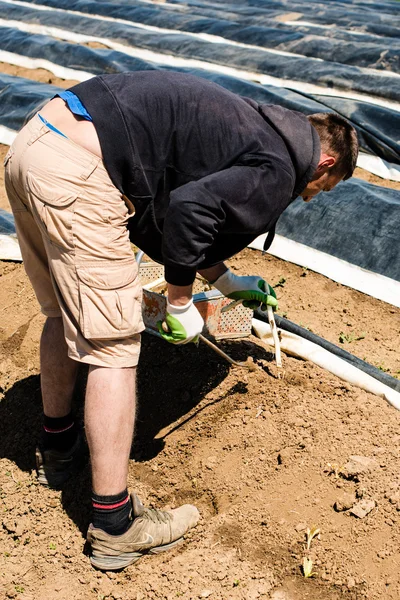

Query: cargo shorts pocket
<box><xmin>77</xmin><ymin>261</ymin><xmax>144</xmax><ymax>340</ymax></box>
<box><xmin>26</xmin><ymin>169</ymin><xmax>77</xmax><ymax>249</ymax></box>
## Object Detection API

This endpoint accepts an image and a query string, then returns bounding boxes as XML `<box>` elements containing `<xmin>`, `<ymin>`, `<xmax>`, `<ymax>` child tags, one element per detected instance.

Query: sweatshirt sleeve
<box><xmin>162</xmin><ymin>162</ymin><xmax>293</xmax><ymax>285</ymax></box>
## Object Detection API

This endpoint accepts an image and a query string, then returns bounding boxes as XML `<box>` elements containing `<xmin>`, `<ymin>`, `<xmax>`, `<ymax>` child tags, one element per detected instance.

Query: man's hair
<box><xmin>307</xmin><ymin>112</ymin><xmax>359</xmax><ymax>180</ymax></box>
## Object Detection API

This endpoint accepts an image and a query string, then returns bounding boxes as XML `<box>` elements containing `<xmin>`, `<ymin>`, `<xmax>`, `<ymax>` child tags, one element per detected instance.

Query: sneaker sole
<box><xmin>90</xmin><ymin>537</ymin><xmax>184</xmax><ymax>571</ymax></box>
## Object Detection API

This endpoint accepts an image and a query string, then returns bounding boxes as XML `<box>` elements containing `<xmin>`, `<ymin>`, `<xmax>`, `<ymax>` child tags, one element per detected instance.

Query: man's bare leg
<box><xmin>85</xmin><ymin>366</ymin><xmax>136</xmax><ymax>496</ymax></box>
<box><xmin>84</xmin><ymin>364</ymin><xmax>200</xmax><ymax>568</ymax></box>
<box><xmin>40</xmin><ymin>316</ymin><xmax>79</xmax><ymax>417</ymax></box>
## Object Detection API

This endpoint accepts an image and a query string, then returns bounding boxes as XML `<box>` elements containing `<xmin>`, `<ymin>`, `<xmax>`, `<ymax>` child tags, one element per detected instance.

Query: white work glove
<box><xmin>213</xmin><ymin>269</ymin><xmax>278</xmax><ymax>310</ymax></box>
<box><xmin>157</xmin><ymin>299</ymin><xmax>204</xmax><ymax>345</ymax></box>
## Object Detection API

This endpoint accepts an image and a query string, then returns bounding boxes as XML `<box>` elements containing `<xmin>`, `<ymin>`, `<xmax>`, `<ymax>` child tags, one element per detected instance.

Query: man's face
<box><xmin>300</xmin><ymin>170</ymin><xmax>343</xmax><ymax>202</ymax></box>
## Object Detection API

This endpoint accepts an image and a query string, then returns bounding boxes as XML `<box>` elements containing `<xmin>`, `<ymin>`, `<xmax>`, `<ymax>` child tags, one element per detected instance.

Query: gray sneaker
<box><xmin>35</xmin><ymin>432</ymin><xmax>87</xmax><ymax>488</ymax></box>
<box><xmin>87</xmin><ymin>493</ymin><xmax>200</xmax><ymax>571</ymax></box>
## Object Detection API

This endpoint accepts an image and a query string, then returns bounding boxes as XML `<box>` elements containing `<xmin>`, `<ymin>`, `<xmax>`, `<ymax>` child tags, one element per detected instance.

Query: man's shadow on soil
<box><xmin>0</xmin><ymin>333</ymin><xmax>272</xmax><ymax>535</ymax></box>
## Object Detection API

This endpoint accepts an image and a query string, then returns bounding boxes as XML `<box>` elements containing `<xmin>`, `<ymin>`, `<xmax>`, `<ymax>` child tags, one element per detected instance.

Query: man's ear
<box><xmin>315</xmin><ymin>153</ymin><xmax>336</xmax><ymax>174</ymax></box>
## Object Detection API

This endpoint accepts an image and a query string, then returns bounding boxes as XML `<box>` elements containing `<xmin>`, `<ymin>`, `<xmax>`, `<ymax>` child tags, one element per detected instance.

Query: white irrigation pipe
<box><xmin>252</xmin><ymin>317</ymin><xmax>400</xmax><ymax>410</ymax></box>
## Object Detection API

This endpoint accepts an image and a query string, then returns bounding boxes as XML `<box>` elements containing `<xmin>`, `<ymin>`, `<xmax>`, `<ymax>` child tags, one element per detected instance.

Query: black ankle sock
<box><xmin>92</xmin><ymin>489</ymin><xmax>132</xmax><ymax>536</ymax></box>
<box><xmin>42</xmin><ymin>412</ymin><xmax>78</xmax><ymax>452</ymax></box>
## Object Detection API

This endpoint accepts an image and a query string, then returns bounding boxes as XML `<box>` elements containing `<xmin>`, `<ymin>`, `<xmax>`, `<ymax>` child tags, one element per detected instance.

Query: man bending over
<box><xmin>4</xmin><ymin>71</ymin><xmax>358</xmax><ymax>570</ymax></box>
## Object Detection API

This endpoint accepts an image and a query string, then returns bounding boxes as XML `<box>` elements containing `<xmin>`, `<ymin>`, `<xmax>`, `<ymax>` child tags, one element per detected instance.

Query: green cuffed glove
<box><xmin>213</xmin><ymin>269</ymin><xmax>278</xmax><ymax>311</ymax></box>
<box><xmin>157</xmin><ymin>299</ymin><xmax>204</xmax><ymax>345</ymax></box>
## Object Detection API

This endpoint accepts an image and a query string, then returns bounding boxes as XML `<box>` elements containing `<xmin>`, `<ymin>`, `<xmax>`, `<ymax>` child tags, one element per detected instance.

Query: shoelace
<box><xmin>142</xmin><ymin>507</ymin><xmax>172</xmax><ymax>525</ymax></box>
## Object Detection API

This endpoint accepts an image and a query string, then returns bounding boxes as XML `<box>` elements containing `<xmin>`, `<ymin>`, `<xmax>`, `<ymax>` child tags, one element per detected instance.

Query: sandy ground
<box><xmin>1</xmin><ymin>64</ymin><xmax>400</xmax><ymax>600</ymax></box>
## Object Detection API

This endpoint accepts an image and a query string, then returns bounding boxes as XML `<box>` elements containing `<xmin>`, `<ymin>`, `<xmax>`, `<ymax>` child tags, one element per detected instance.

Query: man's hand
<box><xmin>157</xmin><ymin>299</ymin><xmax>204</xmax><ymax>344</ymax></box>
<box><xmin>212</xmin><ymin>269</ymin><xmax>278</xmax><ymax>311</ymax></box>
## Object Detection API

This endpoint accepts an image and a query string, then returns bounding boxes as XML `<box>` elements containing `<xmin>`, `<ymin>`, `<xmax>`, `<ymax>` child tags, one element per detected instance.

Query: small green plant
<box><xmin>233</xmin><ymin>579</ymin><xmax>240</xmax><ymax>587</ymax></box>
<box><xmin>274</xmin><ymin>277</ymin><xmax>286</xmax><ymax>288</ymax></box>
<box><xmin>49</xmin><ymin>542</ymin><xmax>56</xmax><ymax>551</ymax></box>
<box><xmin>4</xmin><ymin>552</ymin><xmax>10</xmax><ymax>557</ymax></box>
<box><xmin>339</xmin><ymin>331</ymin><xmax>365</xmax><ymax>344</ymax></box>
<box><xmin>15</xmin><ymin>585</ymin><xmax>25</xmax><ymax>594</ymax></box>
<box><xmin>377</xmin><ymin>364</ymin><xmax>390</xmax><ymax>373</ymax></box>
<box><xmin>302</xmin><ymin>557</ymin><xmax>317</xmax><ymax>578</ymax></box>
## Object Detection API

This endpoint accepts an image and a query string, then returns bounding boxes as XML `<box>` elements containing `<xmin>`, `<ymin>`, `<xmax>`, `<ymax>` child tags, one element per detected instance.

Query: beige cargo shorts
<box><xmin>4</xmin><ymin>114</ymin><xmax>144</xmax><ymax>367</ymax></box>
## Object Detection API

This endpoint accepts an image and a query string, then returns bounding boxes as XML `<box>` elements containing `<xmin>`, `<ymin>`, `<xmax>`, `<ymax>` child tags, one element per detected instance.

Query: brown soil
<box><xmin>353</xmin><ymin>168</ymin><xmax>400</xmax><ymax>191</ymax></box>
<box><xmin>0</xmin><ymin>62</ymin><xmax>79</xmax><ymax>89</ymax></box>
<box><xmin>84</xmin><ymin>41</ymin><xmax>113</xmax><ymax>50</ymax></box>
<box><xmin>1</xmin><ymin>244</ymin><xmax>400</xmax><ymax>600</ymax></box>
<box><xmin>1</xmin><ymin>67</ymin><xmax>400</xmax><ymax>600</ymax></box>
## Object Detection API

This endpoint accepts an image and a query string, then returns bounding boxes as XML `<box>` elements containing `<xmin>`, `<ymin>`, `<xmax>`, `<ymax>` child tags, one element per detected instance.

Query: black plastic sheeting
<box><xmin>19</xmin><ymin>0</ymin><xmax>400</xmax><ymax>60</ymax></box>
<box><xmin>277</xmin><ymin>178</ymin><xmax>400</xmax><ymax>281</ymax></box>
<box><xmin>254</xmin><ymin>311</ymin><xmax>400</xmax><ymax>393</ymax></box>
<box><xmin>0</xmin><ymin>74</ymin><xmax>63</xmax><ymax>132</ymax></box>
<box><xmin>0</xmin><ymin>28</ymin><xmax>399</xmax><ymax>165</ymax></box>
<box><xmin>92</xmin><ymin>0</ymin><xmax>400</xmax><ymax>40</ymax></box>
<box><xmin>167</xmin><ymin>0</ymin><xmax>400</xmax><ymax>24</ymax></box>
<box><xmin>1</xmin><ymin>73</ymin><xmax>399</xmax><ymax>283</ymax></box>
<box><xmin>1</xmin><ymin>0</ymin><xmax>399</xmax><ymax>103</ymax></box>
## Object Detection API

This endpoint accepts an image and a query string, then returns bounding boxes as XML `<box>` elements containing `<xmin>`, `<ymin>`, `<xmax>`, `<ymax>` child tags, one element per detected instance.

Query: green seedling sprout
<box><xmin>302</xmin><ymin>557</ymin><xmax>317</xmax><ymax>578</ymax></box>
<box><xmin>274</xmin><ymin>277</ymin><xmax>286</xmax><ymax>288</ymax></box>
<box><xmin>305</xmin><ymin>526</ymin><xmax>320</xmax><ymax>551</ymax></box>
<box><xmin>339</xmin><ymin>331</ymin><xmax>366</xmax><ymax>344</ymax></box>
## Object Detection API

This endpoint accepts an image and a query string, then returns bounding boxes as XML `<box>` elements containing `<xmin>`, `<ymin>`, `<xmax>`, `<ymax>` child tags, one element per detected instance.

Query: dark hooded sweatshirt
<box><xmin>70</xmin><ymin>71</ymin><xmax>320</xmax><ymax>285</ymax></box>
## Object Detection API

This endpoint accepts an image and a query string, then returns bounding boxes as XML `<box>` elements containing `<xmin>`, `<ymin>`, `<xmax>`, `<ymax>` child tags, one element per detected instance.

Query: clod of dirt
<box><xmin>244</xmin><ymin>356</ymin><xmax>258</xmax><ymax>372</ymax></box>
<box><xmin>2</xmin><ymin>517</ymin><xmax>27</xmax><ymax>538</ymax></box>
<box><xmin>270</xmin><ymin>590</ymin><xmax>293</xmax><ymax>600</ymax></box>
<box><xmin>344</xmin><ymin>455</ymin><xmax>379</xmax><ymax>479</ymax></box>
<box><xmin>350</xmin><ymin>498</ymin><xmax>376</xmax><ymax>518</ymax></box>
<box><xmin>347</xmin><ymin>577</ymin><xmax>356</xmax><ymax>589</ymax></box>
<box><xmin>386</xmin><ymin>491</ymin><xmax>400</xmax><ymax>505</ymax></box>
<box><xmin>334</xmin><ymin>492</ymin><xmax>356</xmax><ymax>512</ymax></box>
<box><xmin>277</xmin><ymin>447</ymin><xmax>292</xmax><ymax>465</ymax></box>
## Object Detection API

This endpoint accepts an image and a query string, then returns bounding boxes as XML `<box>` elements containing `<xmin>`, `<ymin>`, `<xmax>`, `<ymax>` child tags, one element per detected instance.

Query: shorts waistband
<box><xmin>25</xmin><ymin>113</ymin><xmax>103</xmax><ymax>171</ymax></box>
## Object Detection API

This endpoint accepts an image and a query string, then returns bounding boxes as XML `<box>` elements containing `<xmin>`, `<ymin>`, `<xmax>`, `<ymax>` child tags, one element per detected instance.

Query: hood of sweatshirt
<box><xmin>257</xmin><ymin>104</ymin><xmax>321</xmax><ymax>199</ymax></box>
